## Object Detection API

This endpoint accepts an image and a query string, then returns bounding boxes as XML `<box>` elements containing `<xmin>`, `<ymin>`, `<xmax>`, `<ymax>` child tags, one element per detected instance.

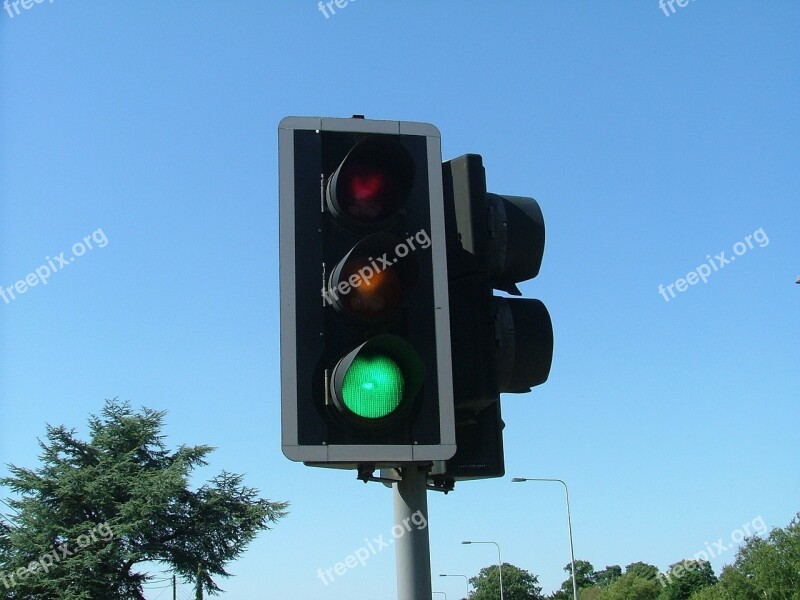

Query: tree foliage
<box><xmin>551</xmin><ymin>559</ymin><xmax>596</xmax><ymax>599</ymax></box>
<box><xmin>595</xmin><ymin>570</ymin><xmax>661</xmax><ymax>600</ymax></box>
<box><xmin>470</xmin><ymin>562</ymin><xmax>543</xmax><ymax>600</ymax></box>
<box><xmin>541</xmin><ymin>514</ymin><xmax>800</xmax><ymax>600</ymax></box>
<box><xmin>594</xmin><ymin>565</ymin><xmax>622</xmax><ymax>588</ymax></box>
<box><xmin>688</xmin><ymin>514</ymin><xmax>800</xmax><ymax>600</ymax></box>
<box><xmin>657</xmin><ymin>560</ymin><xmax>717</xmax><ymax>600</ymax></box>
<box><xmin>0</xmin><ymin>400</ymin><xmax>288</xmax><ymax>599</ymax></box>
<box><xmin>624</xmin><ymin>561</ymin><xmax>659</xmax><ymax>580</ymax></box>
<box><xmin>558</xmin><ymin>561</ymin><xmax>662</xmax><ymax>600</ymax></box>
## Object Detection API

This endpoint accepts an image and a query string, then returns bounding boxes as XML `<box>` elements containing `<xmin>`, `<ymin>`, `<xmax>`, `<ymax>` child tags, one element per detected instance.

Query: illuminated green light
<box><xmin>341</xmin><ymin>354</ymin><xmax>404</xmax><ymax>419</ymax></box>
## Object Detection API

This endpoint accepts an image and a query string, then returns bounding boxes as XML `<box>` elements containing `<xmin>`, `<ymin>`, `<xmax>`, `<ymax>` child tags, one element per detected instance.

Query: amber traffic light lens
<box><xmin>336</xmin><ymin>256</ymin><xmax>402</xmax><ymax>321</ymax></box>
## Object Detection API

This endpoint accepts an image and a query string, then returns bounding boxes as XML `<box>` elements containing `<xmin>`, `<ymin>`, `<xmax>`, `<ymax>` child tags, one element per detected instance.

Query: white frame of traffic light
<box><xmin>279</xmin><ymin>116</ymin><xmax>456</xmax><ymax>466</ymax></box>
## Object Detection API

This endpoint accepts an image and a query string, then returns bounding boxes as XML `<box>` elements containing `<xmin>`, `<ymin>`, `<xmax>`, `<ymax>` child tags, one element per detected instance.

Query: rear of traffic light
<box><xmin>433</xmin><ymin>154</ymin><xmax>553</xmax><ymax>483</ymax></box>
<box><xmin>279</xmin><ymin>117</ymin><xmax>456</xmax><ymax>466</ymax></box>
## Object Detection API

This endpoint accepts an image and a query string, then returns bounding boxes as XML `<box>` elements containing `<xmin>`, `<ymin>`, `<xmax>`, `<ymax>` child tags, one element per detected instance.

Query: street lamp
<box><xmin>462</xmin><ymin>541</ymin><xmax>503</xmax><ymax>600</ymax></box>
<box><xmin>511</xmin><ymin>477</ymin><xmax>578</xmax><ymax>600</ymax></box>
<box><xmin>439</xmin><ymin>573</ymin><xmax>469</xmax><ymax>597</ymax></box>
<box><xmin>433</xmin><ymin>592</ymin><xmax>447</xmax><ymax>599</ymax></box>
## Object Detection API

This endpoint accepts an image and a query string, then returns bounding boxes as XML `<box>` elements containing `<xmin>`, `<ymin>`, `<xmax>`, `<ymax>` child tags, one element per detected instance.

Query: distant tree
<box><xmin>595</xmin><ymin>565</ymin><xmax>622</xmax><ymax>587</ymax></box>
<box><xmin>551</xmin><ymin>559</ymin><xmax>596</xmax><ymax>599</ymax></box>
<box><xmin>579</xmin><ymin>586</ymin><xmax>603</xmax><ymax>600</ymax></box>
<box><xmin>470</xmin><ymin>562</ymin><xmax>543</xmax><ymax>600</ymax></box>
<box><xmin>623</xmin><ymin>561</ymin><xmax>659</xmax><ymax>580</ymax></box>
<box><xmin>706</xmin><ymin>565</ymin><xmax>758</xmax><ymax>600</ymax></box>
<box><xmin>0</xmin><ymin>400</ymin><xmax>288</xmax><ymax>599</ymax></box>
<box><xmin>701</xmin><ymin>513</ymin><xmax>800</xmax><ymax>600</ymax></box>
<box><xmin>657</xmin><ymin>559</ymin><xmax>717</xmax><ymax>600</ymax></box>
<box><xmin>572</xmin><ymin>559</ymin><xmax>597</xmax><ymax>587</ymax></box>
<box><xmin>686</xmin><ymin>585</ymin><xmax>726</xmax><ymax>600</ymax></box>
<box><xmin>594</xmin><ymin>571</ymin><xmax>661</xmax><ymax>600</ymax></box>
<box><xmin>733</xmin><ymin>514</ymin><xmax>799</xmax><ymax>598</ymax></box>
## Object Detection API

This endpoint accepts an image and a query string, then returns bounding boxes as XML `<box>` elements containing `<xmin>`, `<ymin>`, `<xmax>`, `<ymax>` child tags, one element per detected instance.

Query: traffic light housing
<box><xmin>432</xmin><ymin>154</ymin><xmax>553</xmax><ymax>483</ymax></box>
<box><xmin>279</xmin><ymin>117</ymin><xmax>456</xmax><ymax>466</ymax></box>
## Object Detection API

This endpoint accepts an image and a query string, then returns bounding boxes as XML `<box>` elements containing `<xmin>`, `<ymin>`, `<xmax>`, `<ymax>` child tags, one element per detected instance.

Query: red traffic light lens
<box><xmin>339</xmin><ymin>164</ymin><xmax>399</xmax><ymax>222</ymax></box>
<box><xmin>327</xmin><ymin>137</ymin><xmax>415</xmax><ymax>228</ymax></box>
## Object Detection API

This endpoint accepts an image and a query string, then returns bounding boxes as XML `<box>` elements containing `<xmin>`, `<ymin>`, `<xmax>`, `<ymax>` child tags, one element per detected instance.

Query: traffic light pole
<box><xmin>393</xmin><ymin>466</ymin><xmax>432</xmax><ymax>599</ymax></box>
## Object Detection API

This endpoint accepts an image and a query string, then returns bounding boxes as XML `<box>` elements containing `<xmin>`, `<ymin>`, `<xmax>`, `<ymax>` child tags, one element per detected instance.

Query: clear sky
<box><xmin>1</xmin><ymin>1</ymin><xmax>798</xmax><ymax>599</ymax></box>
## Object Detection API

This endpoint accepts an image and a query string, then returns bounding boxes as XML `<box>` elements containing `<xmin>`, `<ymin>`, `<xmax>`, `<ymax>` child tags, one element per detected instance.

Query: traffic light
<box><xmin>432</xmin><ymin>154</ymin><xmax>553</xmax><ymax>483</ymax></box>
<box><xmin>279</xmin><ymin>117</ymin><xmax>456</xmax><ymax>466</ymax></box>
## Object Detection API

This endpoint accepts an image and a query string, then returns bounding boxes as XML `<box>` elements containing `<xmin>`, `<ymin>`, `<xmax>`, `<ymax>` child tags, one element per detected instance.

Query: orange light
<box><xmin>338</xmin><ymin>257</ymin><xmax>401</xmax><ymax>321</ymax></box>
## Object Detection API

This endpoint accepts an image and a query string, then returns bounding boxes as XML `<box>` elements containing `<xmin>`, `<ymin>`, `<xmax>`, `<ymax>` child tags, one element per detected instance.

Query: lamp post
<box><xmin>511</xmin><ymin>477</ymin><xmax>578</xmax><ymax>600</ymax></box>
<box><xmin>439</xmin><ymin>573</ymin><xmax>469</xmax><ymax>597</ymax></box>
<box><xmin>433</xmin><ymin>592</ymin><xmax>447</xmax><ymax>599</ymax></box>
<box><xmin>462</xmin><ymin>541</ymin><xmax>503</xmax><ymax>600</ymax></box>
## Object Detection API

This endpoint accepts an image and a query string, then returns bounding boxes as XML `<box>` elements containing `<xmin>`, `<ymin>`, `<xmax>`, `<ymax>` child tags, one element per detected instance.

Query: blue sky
<box><xmin>1</xmin><ymin>1</ymin><xmax>798</xmax><ymax>598</ymax></box>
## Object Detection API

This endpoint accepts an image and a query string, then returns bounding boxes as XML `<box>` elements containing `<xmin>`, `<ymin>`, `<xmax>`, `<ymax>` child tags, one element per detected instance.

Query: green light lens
<box><xmin>341</xmin><ymin>354</ymin><xmax>405</xmax><ymax>419</ymax></box>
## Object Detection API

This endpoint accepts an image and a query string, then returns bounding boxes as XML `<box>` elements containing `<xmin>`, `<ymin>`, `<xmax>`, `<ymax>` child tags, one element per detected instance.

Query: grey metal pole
<box><xmin>462</xmin><ymin>541</ymin><xmax>503</xmax><ymax>600</ymax></box>
<box><xmin>492</xmin><ymin>542</ymin><xmax>504</xmax><ymax>600</ymax></box>
<box><xmin>512</xmin><ymin>478</ymin><xmax>578</xmax><ymax>600</ymax></box>
<box><xmin>563</xmin><ymin>484</ymin><xmax>578</xmax><ymax>600</ymax></box>
<box><xmin>394</xmin><ymin>466</ymin><xmax>432</xmax><ymax>600</ymax></box>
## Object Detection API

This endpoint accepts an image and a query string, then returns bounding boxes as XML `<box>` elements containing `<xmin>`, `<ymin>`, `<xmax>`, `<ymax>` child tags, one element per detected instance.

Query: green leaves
<box><xmin>0</xmin><ymin>399</ymin><xmax>288</xmax><ymax>599</ymax></box>
<box><xmin>658</xmin><ymin>560</ymin><xmax>717</xmax><ymax>600</ymax></box>
<box><xmin>539</xmin><ymin>514</ymin><xmax>800</xmax><ymax>600</ymax></box>
<box><xmin>469</xmin><ymin>563</ymin><xmax>544</xmax><ymax>600</ymax></box>
<box><xmin>690</xmin><ymin>515</ymin><xmax>800</xmax><ymax>600</ymax></box>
